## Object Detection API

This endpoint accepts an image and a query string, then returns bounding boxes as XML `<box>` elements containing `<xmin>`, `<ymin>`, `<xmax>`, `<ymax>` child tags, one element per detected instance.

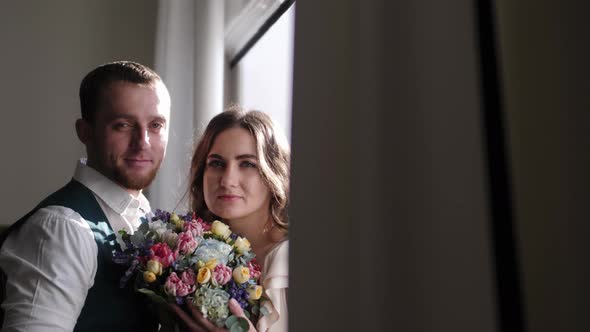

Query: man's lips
<box><xmin>124</xmin><ymin>158</ymin><xmax>153</xmax><ymax>167</ymax></box>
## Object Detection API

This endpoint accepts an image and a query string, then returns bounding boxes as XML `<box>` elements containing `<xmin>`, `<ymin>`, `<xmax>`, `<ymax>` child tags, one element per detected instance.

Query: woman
<box><xmin>172</xmin><ymin>106</ymin><xmax>290</xmax><ymax>332</ymax></box>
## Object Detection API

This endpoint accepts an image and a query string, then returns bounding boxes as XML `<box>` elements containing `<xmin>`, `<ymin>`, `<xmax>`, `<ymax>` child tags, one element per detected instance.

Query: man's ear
<box><xmin>75</xmin><ymin>118</ymin><xmax>92</xmax><ymax>145</ymax></box>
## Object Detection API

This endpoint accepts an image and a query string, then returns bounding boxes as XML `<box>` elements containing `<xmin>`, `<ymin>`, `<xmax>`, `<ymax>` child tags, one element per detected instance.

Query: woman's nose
<box><xmin>220</xmin><ymin>166</ymin><xmax>238</xmax><ymax>188</ymax></box>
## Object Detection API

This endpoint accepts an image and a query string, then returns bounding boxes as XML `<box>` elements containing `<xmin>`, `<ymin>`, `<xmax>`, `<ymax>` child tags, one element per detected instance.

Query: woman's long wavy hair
<box><xmin>188</xmin><ymin>105</ymin><xmax>291</xmax><ymax>233</ymax></box>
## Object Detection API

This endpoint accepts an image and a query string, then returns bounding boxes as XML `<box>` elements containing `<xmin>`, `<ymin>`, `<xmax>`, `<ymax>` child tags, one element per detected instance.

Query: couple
<box><xmin>0</xmin><ymin>61</ymin><xmax>289</xmax><ymax>332</ymax></box>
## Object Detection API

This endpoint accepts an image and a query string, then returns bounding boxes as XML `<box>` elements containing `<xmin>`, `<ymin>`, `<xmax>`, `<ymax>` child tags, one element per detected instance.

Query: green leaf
<box><xmin>137</xmin><ymin>222</ymin><xmax>150</xmax><ymax>233</ymax></box>
<box><xmin>137</xmin><ymin>288</ymin><xmax>168</xmax><ymax>306</ymax></box>
<box><xmin>260</xmin><ymin>306</ymin><xmax>270</xmax><ymax>316</ymax></box>
<box><xmin>229</xmin><ymin>317</ymin><xmax>250</xmax><ymax>332</ymax></box>
<box><xmin>175</xmin><ymin>258</ymin><xmax>189</xmax><ymax>270</ymax></box>
<box><xmin>242</xmin><ymin>251</ymin><xmax>255</xmax><ymax>262</ymax></box>
<box><xmin>225</xmin><ymin>315</ymin><xmax>239</xmax><ymax>329</ymax></box>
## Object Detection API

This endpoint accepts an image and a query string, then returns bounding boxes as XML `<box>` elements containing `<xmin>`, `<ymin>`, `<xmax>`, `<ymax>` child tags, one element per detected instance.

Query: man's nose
<box><xmin>131</xmin><ymin>126</ymin><xmax>150</xmax><ymax>149</ymax></box>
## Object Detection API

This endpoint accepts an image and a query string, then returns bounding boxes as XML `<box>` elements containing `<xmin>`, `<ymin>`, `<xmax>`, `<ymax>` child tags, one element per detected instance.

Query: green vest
<box><xmin>0</xmin><ymin>180</ymin><xmax>158</xmax><ymax>331</ymax></box>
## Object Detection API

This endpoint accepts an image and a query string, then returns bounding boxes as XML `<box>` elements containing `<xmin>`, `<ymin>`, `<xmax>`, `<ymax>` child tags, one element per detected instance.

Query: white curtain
<box><xmin>148</xmin><ymin>0</ymin><xmax>225</xmax><ymax>212</ymax></box>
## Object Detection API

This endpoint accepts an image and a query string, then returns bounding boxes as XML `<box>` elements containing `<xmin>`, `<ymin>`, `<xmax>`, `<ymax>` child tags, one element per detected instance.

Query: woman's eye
<box><xmin>240</xmin><ymin>161</ymin><xmax>257</xmax><ymax>168</ymax></box>
<box><xmin>207</xmin><ymin>160</ymin><xmax>224</xmax><ymax>168</ymax></box>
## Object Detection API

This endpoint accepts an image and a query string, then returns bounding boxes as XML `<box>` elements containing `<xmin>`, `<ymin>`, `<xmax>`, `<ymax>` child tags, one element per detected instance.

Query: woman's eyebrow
<box><xmin>236</xmin><ymin>154</ymin><xmax>257</xmax><ymax>160</ymax></box>
<box><xmin>207</xmin><ymin>154</ymin><xmax>257</xmax><ymax>160</ymax></box>
<box><xmin>207</xmin><ymin>153</ymin><xmax>225</xmax><ymax>160</ymax></box>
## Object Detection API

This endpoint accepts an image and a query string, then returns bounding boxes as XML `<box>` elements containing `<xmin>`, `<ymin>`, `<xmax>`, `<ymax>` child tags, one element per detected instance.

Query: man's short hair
<box><xmin>79</xmin><ymin>61</ymin><xmax>162</xmax><ymax>123</ymax></box>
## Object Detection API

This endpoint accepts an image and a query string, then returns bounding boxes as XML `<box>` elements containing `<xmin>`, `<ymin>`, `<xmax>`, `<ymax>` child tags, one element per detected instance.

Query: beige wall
<box><xmin>0</xmin><ymin>1</ymin><xmax>157</xmax><ymax>224</ymax></box>
<box><xmin>496</xmin><ymin>1</ymin><xmax>590</xmax><ymax>331</ymax></box>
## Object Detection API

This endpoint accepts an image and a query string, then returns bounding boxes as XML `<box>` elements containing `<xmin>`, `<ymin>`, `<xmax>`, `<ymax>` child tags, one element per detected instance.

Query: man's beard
<box><xmin>112</xmin><ymin>159</ymin><xmax>161</xmax><ymax>190</ymax></box>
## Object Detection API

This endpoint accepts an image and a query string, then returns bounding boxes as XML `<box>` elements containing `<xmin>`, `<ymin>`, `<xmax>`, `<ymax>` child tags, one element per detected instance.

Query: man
<box><xmin>0</xmin><ymin>61</ymin><xmax>171</xmax><ymax>331</ymax></box>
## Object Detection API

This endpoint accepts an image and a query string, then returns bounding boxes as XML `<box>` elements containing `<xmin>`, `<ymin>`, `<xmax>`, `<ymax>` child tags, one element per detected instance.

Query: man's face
<box><xmin>82</xmin><ymin>81</ymin><xmax>170</xmax><ymax>195</ymax></box>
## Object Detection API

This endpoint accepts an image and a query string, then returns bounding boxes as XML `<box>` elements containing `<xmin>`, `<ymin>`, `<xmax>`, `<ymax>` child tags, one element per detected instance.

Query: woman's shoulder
<box><xmin>258</xmin><ymin>240</ymin><xmax>289</xmax><ymax>331</ymax></box>
<box><xmin>263</xmin><ymin>239</ymin><xmax>289</xmax><ymax>282</ymax></box>
<box><xmin>265</xmin><ymin>240</ymin><xmax>288</xmax><ymax>265</ymax></box>
<box><xmin>270</xmin><ymin>239</ymin><xmax>289</xmax><ymax>256</ymax></box>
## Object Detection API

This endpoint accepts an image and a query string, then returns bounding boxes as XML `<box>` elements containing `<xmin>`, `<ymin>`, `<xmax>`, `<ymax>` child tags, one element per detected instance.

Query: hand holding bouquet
<box><xmin>114</xmin><ymin>209</ymin><xmax>265</xmax><ymax>331</ymax></box>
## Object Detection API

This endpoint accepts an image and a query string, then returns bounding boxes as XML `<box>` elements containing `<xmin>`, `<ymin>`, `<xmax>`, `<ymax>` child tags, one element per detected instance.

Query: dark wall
<box><xmin>497</xmin><ymin>1</ymin><xmax>590</xmax><ymax>331</ymax></box>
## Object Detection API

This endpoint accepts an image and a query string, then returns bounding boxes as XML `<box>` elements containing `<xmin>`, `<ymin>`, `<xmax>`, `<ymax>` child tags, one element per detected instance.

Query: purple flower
<box><xmin>119</xmin><ymin>259</ymin><xmax>140</xmax><ymax>288</ymax></box>
<box><xmin>153</xmin><ymin>209</ymin><xmax>171</xmax><ymax>222</ymax></box>
<box><xmin>227</xmin><ymin>280</ymin><xmax>250</xmax><ymax>309</ymax></box>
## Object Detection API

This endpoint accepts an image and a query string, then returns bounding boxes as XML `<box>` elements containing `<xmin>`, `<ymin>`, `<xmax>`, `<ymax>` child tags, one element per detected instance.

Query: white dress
<box><xmin>257</xmin><ymin>240</ymin><xmax>288</xmax><ymax>332</ymax></box>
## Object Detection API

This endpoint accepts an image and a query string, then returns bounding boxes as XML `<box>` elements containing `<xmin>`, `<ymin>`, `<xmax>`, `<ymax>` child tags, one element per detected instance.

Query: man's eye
<box><xmin>151</xmin><ymin>122</ymin><xmax>164</xmax><ymax>130</ymax></box>
<box><xmin>207</xmin><ymin>160</ymin><xmax>224</xmax><ymax>168</ymax></box>
<box><xmin>113</xmin><ymin>123</ymin><xmax>131</xmax><ymax>130</ymax></box>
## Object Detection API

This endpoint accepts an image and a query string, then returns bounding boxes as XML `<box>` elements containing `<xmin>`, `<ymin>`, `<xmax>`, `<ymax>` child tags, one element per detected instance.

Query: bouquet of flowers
<box><xmin>114</xmin><ymin>209</ymin><xmax>265</xmax><ymax>331</ymax></box>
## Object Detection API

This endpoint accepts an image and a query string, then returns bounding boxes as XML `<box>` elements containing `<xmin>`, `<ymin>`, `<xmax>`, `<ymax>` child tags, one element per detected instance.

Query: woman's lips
<box><xmin>218</xmin><ymin>195</ymin><xmax>241</xmax><ymax>201</ymax></box>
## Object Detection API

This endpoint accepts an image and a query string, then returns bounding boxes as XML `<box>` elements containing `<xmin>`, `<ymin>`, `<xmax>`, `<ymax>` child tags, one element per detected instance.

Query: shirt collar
<box><xmin>73</xmin><ymin>159</ymin><xmax>151</xmax><ymax>215</ymax></box>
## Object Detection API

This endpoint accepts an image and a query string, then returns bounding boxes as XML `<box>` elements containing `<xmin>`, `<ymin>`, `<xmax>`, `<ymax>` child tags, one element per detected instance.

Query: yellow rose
<box><xmin>146</xmin><ymin>259</ymin><xmax>163</xmax><ymax>276</ymax></box>
<box><xmin>232</xmin><ymin>266</ymin><xmax>250</xmax><ymax>284</ymax></box>
<box><xmin>169</xmin><ymin>213</ymin><xmax>180</xmax><ymax>222</ymax></box>
<box><xmin>170</xmin><ymin>213</ymin><xmax>185</xmax><ymax>231</ymax></box>
<box><xmin>197</xmin><ymin>267</ymin><xmax>211</xmax><ymax>284</ymax></box>
<box><xmin>205</xmin><ymin>259</ymin><xmax>218</xmax><ymax>270</ymax></box>
<box><xmin>211</xmin><ymin>220</ymin><xmax>232</xmax><ymax>239</ymax></box>
<box><xmin>246</xmin><ymin>285</ymin><xmax>263</xmax><ymax>300</ymax></box>
<box><xmin>143</xmin><ymin>271</ymin><xmax>157</xmax><ymax>283</ymax></box>
<box><xmin>234</xmin><ymin>237</ymin><xmax>251</xmax><ymax>254</ymax></box>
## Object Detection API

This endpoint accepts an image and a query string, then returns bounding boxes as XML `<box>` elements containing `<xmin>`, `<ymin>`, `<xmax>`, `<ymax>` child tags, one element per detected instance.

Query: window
<box><xmin>226</xmin><ymin>1</ymin><xmax>295</xmax><ymax>140</ymax></box>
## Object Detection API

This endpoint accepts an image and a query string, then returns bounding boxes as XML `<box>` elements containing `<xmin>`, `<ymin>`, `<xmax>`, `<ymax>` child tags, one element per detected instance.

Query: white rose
<box><xmin>211</xmin><ymin>220</ymin><xmax>232</xmax><ymax>239</ymax></box>
<box><xmin>149</xmin><ymin>220</ymin><xmax>168</xmax><ymax>237</ymax></box>
<box><xmin>234</xmin><ymin>237</ymin><xmax>251</xmax><ymax>254</ymax></box>
<box><xmin>161</xmin><ymin>230</ymin><xmax>179</xmax><ymax>248</ymax></box>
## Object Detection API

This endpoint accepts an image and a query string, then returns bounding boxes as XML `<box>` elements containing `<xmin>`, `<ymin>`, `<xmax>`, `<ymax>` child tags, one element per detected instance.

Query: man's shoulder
<box><xmin>38</xmin><ymin>180</ymin><xmax>92</xmax><ymax>206</ymax></box>
<box><xmin>30</xmin><ymin>205</ymin><xmax>88</xmax><ymax>226</ymax></box>
<box><xmin>14</xmin><ymin>206</ymin><xmax>92</xmax><ymax>240</ymax></box>
<box><xmin>23</xmin><ymin>180</ymin><xmax>94</xmax><ymax>223</ymax></box>
<box><xmin>1</xmin><ymin>205</ymin><xmax>95</xmax><ymax>258</ymax></box>
<box><xmin>0</xmin><ymin>181</ymin><xmax>96</xmax><ymax>246</ymax></box>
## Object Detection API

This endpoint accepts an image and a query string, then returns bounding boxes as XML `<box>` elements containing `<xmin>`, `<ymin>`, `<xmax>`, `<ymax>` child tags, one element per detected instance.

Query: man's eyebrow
<box><xmin>105</xmin><ymin>115</ymin><xmax>167</xmax><ymax>123</ymax></box>
<box><xmin>106</xmin><ymin>114</ymin><xmax>135</xmax><ymax>121</ymax></box>
<box><xmin>150</xmin><ymin>115</ymin><xmax>167</xmax><ymax>123</ymax></box>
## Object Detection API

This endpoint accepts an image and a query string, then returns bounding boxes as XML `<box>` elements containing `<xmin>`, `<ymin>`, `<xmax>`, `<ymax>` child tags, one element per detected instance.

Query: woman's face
<box><xmin>203</xmin><ymin>127</ymin><xmax>272</xmax><ymax>223</ymax></box>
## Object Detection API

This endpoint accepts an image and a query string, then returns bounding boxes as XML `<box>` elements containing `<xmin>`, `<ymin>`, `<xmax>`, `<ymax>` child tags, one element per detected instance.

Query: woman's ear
<box><xmin>75</xmin><ymin>118</ymin><xmax>92</xmax><ymax>145</ymax></box>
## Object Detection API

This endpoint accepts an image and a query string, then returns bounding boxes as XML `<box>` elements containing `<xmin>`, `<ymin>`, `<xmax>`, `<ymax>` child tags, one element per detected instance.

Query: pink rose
<box><xmin>164</xmin><ymin>272</ymin><xmax>195</xmax><ymax>297</ymax></box>
<box><xmin>149</xmin><ymin>242</ymin><xmax>177</xmax><ymax>268</ymax></box>
<box><xmin>196</xmin><ymin>217</ymin><xmax>211</xmax><ymax>232</ymax></box>
<box><xmin>180</xmin><ymin>269</ymin><xmax>196</xmax><ymax>286</ymax></box>
<box><xmin>183</xmin><ymin>220</ymin><xmax>204</xmax><ymax>237</ymax></box>
<box><xmin>248</xmin><ymin>260</ymin><xmax>262</xmax><ymax>280</ymax></box>
<box><xmin>177</xmin><ymin>232</ymin><xmax>199</xmax><ymax>255</ymax></box>
<box><xmin>212</xmin><ymin>264</ymin><xmax>232</xmax><ymax>286</ymax></box>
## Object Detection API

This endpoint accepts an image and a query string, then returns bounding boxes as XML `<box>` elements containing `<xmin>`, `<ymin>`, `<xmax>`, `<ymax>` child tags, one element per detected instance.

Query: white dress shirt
<box><xmin>0</xmin><ymin>160</ymin><xmax>151</xmax><ymax>332</ymax></box>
